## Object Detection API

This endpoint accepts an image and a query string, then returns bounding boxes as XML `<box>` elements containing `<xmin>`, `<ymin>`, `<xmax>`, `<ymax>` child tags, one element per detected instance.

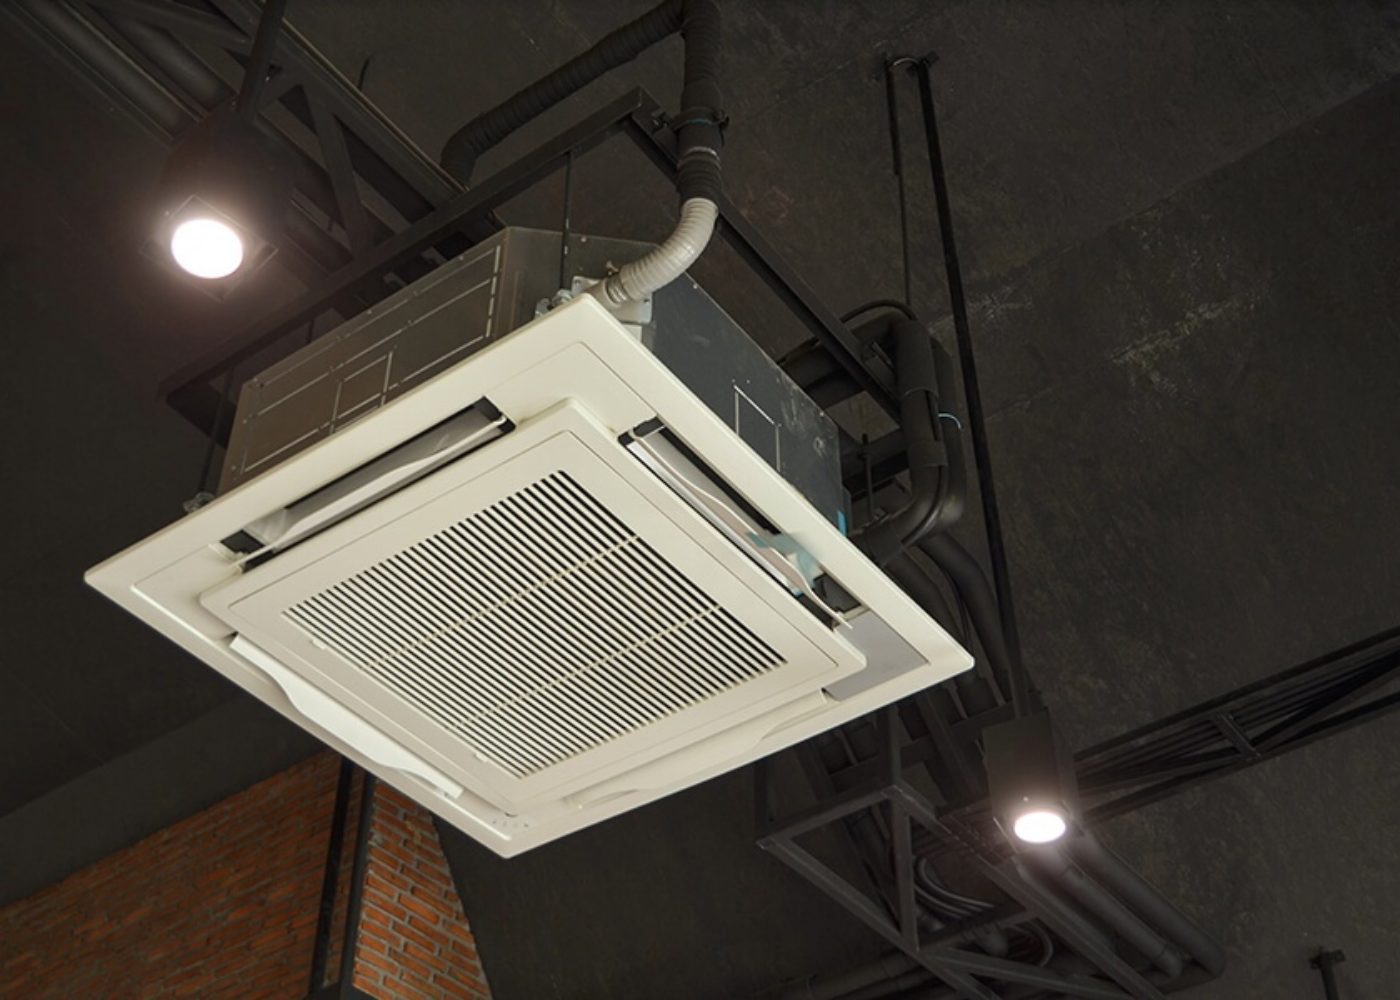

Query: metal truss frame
<box><xmin>759</xmin><ymin>710</ymin><xmax>1167</xmax><ymax>1000</ymax></box>
<box><xmin>764</xmin><ymin>628</ymin><xmax>1399</xmax><ymax>998</ymax></box>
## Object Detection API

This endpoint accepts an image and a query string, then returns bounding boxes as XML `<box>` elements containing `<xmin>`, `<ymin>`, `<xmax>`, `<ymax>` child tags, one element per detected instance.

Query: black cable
<box><xmin>840</xmin><ymin>298</ymin><xmax>917</xmax><ymax>323</ymax></box>
<box><xmin>1000</xmin><ymin>923</ymin><xmax>1056</xmax><ymax>968</ymax></box>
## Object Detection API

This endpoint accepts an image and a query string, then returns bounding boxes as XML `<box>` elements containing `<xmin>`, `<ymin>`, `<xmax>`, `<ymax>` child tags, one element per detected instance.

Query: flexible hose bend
<box><xmin>593</xmin><ymin>198</ymin><xmax>717</xmax><ymax>306</ymax></box>
<box><xmin>438</xmin><ymin>1</ymin><xmax>723</xmax><ymax>308</ymax></box>
<box><xmin>441</xmin><ymin>1</ymin><xmax>686</xmax><ymax>183</ymax></box>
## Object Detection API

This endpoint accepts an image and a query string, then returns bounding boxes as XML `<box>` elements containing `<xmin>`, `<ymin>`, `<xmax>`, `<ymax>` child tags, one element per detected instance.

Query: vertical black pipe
<box><xmin>337</xmin><ymin>771</ymin><xmax>377</xmax><ymax>990</ymax></box>
<box><xmin>559</xmin><ymin>150</ymin><xmax>575</xmax><ymax>289</ymax></box>
<box><xmin>883</xmin><ymin>59</ymin><xmax>914</xmax><ymax>306</ymax></box>
<box><xmin>1311</xmin><ymin>949</ymin><xmax>1345</xmax><ymax>1000</ymax></box>
<box><xmin>308</xmin><ymin>757</ymin><xmax>355</xmax><ymax>993</ymax></box>
<box><xmin>912</xmin><ymin>58</ymin><xmax>1028</xmax><ymax>714</ymax></box>
<box><xmin>235</xmin><ymin>0</ymin><xmax>289</xmax><ymax>121</ymax></box>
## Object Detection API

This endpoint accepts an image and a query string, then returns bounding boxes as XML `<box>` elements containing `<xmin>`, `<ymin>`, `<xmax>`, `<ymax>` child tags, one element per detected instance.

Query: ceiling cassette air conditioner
<box><xmin>89</xmin><ymin>266</ymin><xmax>970</xmax><ymax>856</ymax></box>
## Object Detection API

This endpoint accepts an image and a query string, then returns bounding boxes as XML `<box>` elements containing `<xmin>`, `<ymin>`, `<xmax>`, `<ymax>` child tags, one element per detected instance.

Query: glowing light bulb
<box><xmin>170</xmin><ymin>217</ymin><xmax>244</xmax><ymax>279</ymax></box>
<box><xmin>1012</xmin><ymin>808</ymin><xmax>1068</xmax><ymax>844</ymax></box>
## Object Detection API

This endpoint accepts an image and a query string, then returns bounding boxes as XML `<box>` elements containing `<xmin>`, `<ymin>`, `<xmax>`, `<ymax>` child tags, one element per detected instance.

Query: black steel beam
<box><xmin>1079</xmin><ymin>625</ymin><xmax>1400</xmax><ymax>761</ymax></box>
<box><xmin>901</xmin><ymin>624</ymin><xmax>1400</xmax><ymax>859</ymax></box>
<box><xmin>202</xmin><ymin>0</ymin><xmax>459</xmax><ymax>210</ymax></box>
<box><xmin>761</xmin><ymin>775</ymin><xmax>1164</xmax><ymax>1000</ymax></box>
<box><xmin>308</xmin><ymin>757</ymin><xmax>355</xmax><ymax>994</ymax></box>
<box><xmin>1086</xmin><ymin>687</ymin><xmax>1400</xmax><ymax>824</ymax></box>
<box><xmin>1255</xmin><ymin>657</ymin><xmax>1399</xmax><ymax>751</ymax></box>
<box><xmin>307</xmin><ymin>88</ymin><xmax>374</xmax><ymax>255</ymax></box>
<box><xmin>910</xmin><ymin>56</ymin><xmax>1025</xmax><ymax>683</ymax></box>
<box><xmin>763</xmin><ymin>836</ymin><xmax>1001</xmax><ymax>1000</ymax></box>
<box><xmin>337</xmin><ymin>772</ymin><xmax>377</xmax><ymax>992</ymax></box>
<box><xmin>885</xmin><ymin>784</ymin><xmax>1164</xmax><ymax>1000</ymax></box>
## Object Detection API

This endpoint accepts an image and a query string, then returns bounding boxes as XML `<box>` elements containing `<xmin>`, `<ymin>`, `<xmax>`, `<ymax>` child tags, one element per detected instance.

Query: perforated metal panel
<box><xmin>285</xmin><ymin>471</ymin><xmax>785</xmax><ymax>778</ymax></box>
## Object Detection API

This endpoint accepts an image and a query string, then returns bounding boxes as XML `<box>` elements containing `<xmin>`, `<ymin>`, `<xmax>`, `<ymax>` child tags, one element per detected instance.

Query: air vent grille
<box><xmin>286</xmin><ymin>472</ymin><xmax>785</xmax><ymax>777</ymax></box>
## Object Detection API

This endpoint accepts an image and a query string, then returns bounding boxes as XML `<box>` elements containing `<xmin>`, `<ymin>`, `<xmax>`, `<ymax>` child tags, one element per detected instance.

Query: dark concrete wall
<box><xmin>975</xmin><ymin>76</ymin><xmax>1400</xmax><ymax>1000</ymax></box>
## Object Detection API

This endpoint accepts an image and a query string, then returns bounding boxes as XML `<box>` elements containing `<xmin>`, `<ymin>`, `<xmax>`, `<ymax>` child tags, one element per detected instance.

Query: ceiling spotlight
<box><xmin>984</xmin><ymin>709</ymin><xmax>1078</xmax><ymax>848</ymax></box>
<box><xmin>170</xmin><ymin>217</ymin><xmax>245</xmax><ymax>279</ymax></box>
<box><xmin>1011</xmin><ymin>806</ymin><xmax>1069</xmax><ymax>845</ymax></box>
<box><xmin>151</xmin><ymin>111</ymin><xmax>291</xmax><ymax>290</ymax></box>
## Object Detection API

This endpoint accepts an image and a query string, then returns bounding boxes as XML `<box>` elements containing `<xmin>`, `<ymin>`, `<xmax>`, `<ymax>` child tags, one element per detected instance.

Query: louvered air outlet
<box><xmin>285</xmin><ymin>471</ymin><xmax>785</xmax><ymax>779</ymax></box>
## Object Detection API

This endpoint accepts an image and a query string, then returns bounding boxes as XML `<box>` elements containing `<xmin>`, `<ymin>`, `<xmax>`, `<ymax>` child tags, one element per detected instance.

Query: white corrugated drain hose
<box><xmin>591</xmin><ymin>198</ymin><xmax>719</xmax><ymax>307</ymax></box>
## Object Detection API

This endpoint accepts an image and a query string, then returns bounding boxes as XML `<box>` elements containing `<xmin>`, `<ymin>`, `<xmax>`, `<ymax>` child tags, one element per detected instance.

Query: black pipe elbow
<box><xmin>440</xmin><ymin>0</ymin><xmax>723</xmax><ymax>194</ymax></box>
<box><xmin>855</xmin><ymin>318</ymin><xmax>966</xmax><ymax>565</ymax></box>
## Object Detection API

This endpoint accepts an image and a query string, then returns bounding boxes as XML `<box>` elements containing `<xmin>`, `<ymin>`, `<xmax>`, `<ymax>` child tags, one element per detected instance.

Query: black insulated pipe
<box><xmin>1029</xmin><ymin>848</ymin><xmax>1185</xmax><ymax>980</ymax></box>
<box><xmin>440</xmin><ymin>0</ymin><xmax>724</xmax><ymax>202</ymax></box>
<box><xmin>885</xmin><ymin>555</ymin><xmax>1000</xmax><ymax>721</ymax></box>
<box><xmin>854</xmin><ymin>317</ymin><xmax>964</xmax><ymax>566</ymax></box>
<box><xmin>1066</xmin><ymin>833</ymin><xmax>1227</xmax><ymax>977</ymax></box>
<box><xmin>916</xmin><ymin>533</ymin><xmax>1015</xmax><ymax>708</ymax></box>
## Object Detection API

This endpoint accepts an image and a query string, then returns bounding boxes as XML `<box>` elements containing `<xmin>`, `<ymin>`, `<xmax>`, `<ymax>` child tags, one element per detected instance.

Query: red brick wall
<box><xmin>353</xmin><ymin>784</ymin><xmax>492</xmax><ymax>1000</ymax></box>
<box><xmin>0</xmin><ymin>753</ymin><xmax>492</xmax><ymax>1000</ymax></box>
<box><xmin>0</xmin><ymin>752</ymin><xmax>339</xmax><ymax>1000</ymax></box>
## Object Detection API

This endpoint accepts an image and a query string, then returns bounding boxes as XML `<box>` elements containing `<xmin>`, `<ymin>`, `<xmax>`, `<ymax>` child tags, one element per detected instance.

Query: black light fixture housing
<box><xmin>984</xmin><ymin>708</ymin><xmax>1078</xmax><ymax>845</ymax></box>
<box><xmin>151</xmin><ymin>110</ymin><xmax>292</xmax><ymax>292</ymax></box>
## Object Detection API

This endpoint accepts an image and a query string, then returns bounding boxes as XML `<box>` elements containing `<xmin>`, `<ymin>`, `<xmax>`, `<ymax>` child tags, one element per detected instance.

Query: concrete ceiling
<box><xmin>1</xmin><ymin>2</ymin><xmax>1398</xmax><ymax>997</ymax></box>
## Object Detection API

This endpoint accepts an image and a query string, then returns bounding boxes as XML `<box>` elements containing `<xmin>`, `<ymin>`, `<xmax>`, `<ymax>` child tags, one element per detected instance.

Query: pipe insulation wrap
<box><xmin>593</xmin><ymin>198</ymin><xmax>717</xmax><ymax>306</ymax></box>
<box><xmin>440</xmin><ymin>0</ymin><xmax>686</xmax><ymax>182</ymax></box>
<box><xmin>439</xmin><ymin>0</ymin><xmax>723</xmax><ymax>306</ymax></box>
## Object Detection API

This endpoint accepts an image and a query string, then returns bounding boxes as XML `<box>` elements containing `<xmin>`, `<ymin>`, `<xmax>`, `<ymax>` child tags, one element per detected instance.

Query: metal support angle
<box><xmin>759</xmin><ymin>780</ymin><xmax>1143</xmax><ymax>1000</ymax></box>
